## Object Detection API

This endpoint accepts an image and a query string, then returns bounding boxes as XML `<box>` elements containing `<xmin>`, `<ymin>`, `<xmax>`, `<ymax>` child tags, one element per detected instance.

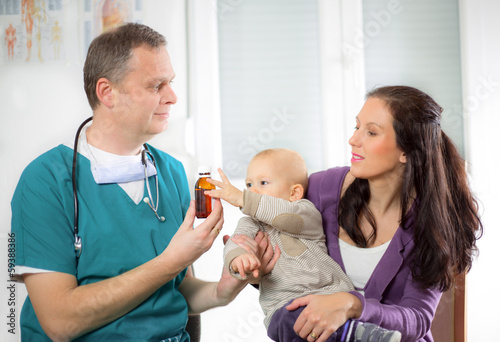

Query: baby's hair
<box><xmin>253</xmin><ymin>148</ymin><xmax>309</xmax><ymax>195</ymax></box>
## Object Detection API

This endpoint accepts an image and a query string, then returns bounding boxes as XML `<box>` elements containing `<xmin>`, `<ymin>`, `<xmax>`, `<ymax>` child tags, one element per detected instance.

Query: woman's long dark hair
<box><xmin>338</xmin><ymin>85</ymin><xmax>483</xmax><ymax>291</ymax></box>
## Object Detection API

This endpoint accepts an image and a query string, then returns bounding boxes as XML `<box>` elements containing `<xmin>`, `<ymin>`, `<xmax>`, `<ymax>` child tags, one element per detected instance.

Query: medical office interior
<box><xmin>0</xmin><ymin>0</ymin><xmax>498</xmax><ymax>341</ymax></box>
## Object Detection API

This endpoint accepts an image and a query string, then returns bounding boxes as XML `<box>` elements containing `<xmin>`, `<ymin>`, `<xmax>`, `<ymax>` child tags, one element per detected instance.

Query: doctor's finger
<box><xmin>180</xmin><ymin>201</ymin><xmax>196</xmax><ymax>231</ymax></box>
<box><xmin>200</xmin><ymin>199</ymin><xmax>224</xmax><ymax>232</ymax></box>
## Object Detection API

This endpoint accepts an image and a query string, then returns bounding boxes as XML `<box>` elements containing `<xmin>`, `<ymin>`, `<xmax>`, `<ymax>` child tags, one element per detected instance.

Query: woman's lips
<box><xmin>351</xmin><ymin>152</ymin><xmax>363</xmax><ymax>163</ymax></box>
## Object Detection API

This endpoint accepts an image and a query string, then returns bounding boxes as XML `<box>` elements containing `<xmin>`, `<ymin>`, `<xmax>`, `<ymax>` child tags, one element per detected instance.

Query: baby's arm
<box><xmin>206</xmin><ymin>168</ymin><xmax>243</xmax><ymax>208</ymax></box>
<box><xmin>230</xmin><ymin>253</ymin><xmax>261</xmax><ymax>279</ymax></box>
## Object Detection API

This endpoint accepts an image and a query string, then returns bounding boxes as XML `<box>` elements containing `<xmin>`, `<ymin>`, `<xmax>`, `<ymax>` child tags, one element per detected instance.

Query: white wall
<box><xmin>0</xmin><ymin>3</ymin><xmax>88</xmax><ymax>341</ymax></box>
<box><xmin>459</xmin><ymin>0</ymin><xmax>500</xmax><ymax>340</ymax></box>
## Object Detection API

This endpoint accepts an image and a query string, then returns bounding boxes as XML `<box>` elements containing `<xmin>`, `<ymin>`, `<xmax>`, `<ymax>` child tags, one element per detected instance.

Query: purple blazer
<box><xmin>307</xmin><ymin>167</ymin><xmax>442</xmax><ymax>342</ymax></box>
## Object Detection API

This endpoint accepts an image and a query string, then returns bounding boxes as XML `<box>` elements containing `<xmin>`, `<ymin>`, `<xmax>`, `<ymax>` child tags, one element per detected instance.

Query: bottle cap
<box><xmin>198</xmin><ymin>166</ymin><xmax>212</xmax><ymax>174</ymax></box>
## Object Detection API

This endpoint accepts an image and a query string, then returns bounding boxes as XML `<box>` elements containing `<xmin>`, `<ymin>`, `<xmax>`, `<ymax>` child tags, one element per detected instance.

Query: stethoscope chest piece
<box><xmin>141</xmin><ymin>149</ymin><xmax>165</xmax><ymax>222</ymax></box>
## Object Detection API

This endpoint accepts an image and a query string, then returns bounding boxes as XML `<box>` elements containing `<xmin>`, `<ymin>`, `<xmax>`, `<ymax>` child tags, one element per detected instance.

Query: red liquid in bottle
<box><xmin>195</xmin><ymin>168</ymin><xmax>215</xmax><ymax>218</ymax></box>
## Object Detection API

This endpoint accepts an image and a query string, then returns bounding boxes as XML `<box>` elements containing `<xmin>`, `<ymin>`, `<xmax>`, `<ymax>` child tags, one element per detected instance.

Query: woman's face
<box><xmin>348</xmin><ymin>97</ymin><xmax>406</xmax><ymax>183</ymax></box>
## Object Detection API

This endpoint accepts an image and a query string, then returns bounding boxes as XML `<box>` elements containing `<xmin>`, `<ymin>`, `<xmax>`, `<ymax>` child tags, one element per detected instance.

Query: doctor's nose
<box><xmin>161</xmin><ymin>84</ymin><xmax>177</xmax><ymax>105</ymax></box>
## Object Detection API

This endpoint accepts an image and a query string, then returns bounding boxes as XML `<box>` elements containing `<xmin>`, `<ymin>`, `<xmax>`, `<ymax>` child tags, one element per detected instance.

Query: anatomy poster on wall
<box><xmin>0</xmin><ymin>0</ymin><xmax>65</xmax><ymax>64</ymax></box>
<box><xmin>80</xmin><ymin>0</ymin><xmax>143</xmax><ymax>57</ymax></box>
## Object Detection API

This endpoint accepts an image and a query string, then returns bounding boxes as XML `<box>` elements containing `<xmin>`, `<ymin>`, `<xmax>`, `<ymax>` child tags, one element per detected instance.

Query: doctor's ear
<box><xmin>95</xmin><ymin>78</ymin><xmax>114</xmax><ymax>108</ymax></box>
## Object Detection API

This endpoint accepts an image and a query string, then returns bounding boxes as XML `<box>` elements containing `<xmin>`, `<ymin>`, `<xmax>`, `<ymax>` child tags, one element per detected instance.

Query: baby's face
<box><xmin>245</xmin><ymin>156</ymin><xmax>294</xmax><ymax>201</ymax></box>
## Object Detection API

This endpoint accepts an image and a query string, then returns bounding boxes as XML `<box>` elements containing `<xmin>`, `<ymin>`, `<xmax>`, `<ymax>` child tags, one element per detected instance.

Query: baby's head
<box><xmin>245</xmin><ymin>148</ymin><xmax>308</xmax><ymax>202</ymax></box>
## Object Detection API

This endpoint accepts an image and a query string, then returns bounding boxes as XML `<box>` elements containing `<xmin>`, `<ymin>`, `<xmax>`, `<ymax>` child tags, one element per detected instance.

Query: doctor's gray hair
<box><xmin>83</xmin><ymin>22</ymin><xmax>167</xmax><ymax>110</ymax></box>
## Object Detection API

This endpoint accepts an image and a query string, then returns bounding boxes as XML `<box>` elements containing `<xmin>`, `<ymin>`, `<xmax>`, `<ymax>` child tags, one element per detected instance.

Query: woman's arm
<box><xmin>353</xmin><ymin>276</ymin><xmax>441</xmax><ymax>341</ymax></box>
<box><xmin>286</xmin><ymin>276</ymin><xmax>441</xmax><ymax>342</ymax></box>
<box><xmin>285</xmin><ymin>292</ymin><xmax>362</xmax><ymax>342</ymax></box>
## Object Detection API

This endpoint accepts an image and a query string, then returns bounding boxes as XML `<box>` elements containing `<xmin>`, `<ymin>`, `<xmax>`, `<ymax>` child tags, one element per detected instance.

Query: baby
<box><xmin>207</xmin><ymin>148</ymin><xmax>401</xmax><ymax>342</ymax></box>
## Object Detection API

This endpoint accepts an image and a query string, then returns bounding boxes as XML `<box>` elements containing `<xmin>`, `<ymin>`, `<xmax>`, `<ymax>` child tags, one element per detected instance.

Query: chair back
<box><xmin>430</xmin><ymin>273</ymin><xmax>466</xmax><ymax>342</ymax></box>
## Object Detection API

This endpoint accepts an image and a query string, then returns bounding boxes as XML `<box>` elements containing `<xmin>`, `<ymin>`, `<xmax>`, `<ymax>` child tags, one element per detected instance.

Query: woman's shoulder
<box><xmin>307</xmin><ymin>166</ymin><xmax>354</xmax><ymax>207</ymax></box>
<box><xmin>309</xmin><ymin>166</ymin><xmax>351</xmax><ymax>191</ymax></box>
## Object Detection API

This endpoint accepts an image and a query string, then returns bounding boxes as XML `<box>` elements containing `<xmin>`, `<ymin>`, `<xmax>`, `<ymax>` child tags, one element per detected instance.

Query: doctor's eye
<box><xmin>246</xmin><ymin>182</ymin><xmax>252</xmax><ymax>188</ymax></box>
<box><xmin>260</xmin><ymin>181</ymin><xmax>269</xmax><ymax>186</ymax></box>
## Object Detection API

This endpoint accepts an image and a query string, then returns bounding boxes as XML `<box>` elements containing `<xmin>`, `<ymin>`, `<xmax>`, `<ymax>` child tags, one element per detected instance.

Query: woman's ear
<box><xmin>289</xmin><ymin>184</ymin><xmax>304</xmax><ymax>202</ymax></box>
<box><xmin>400</xmin><ymin>152</ymin><xmax>407</xmax><ymax>164</ymax></box>
<box><xmin>95</xmin><ymin>78</ymin><xmax>114</xmax><ymax>108</ymax></box>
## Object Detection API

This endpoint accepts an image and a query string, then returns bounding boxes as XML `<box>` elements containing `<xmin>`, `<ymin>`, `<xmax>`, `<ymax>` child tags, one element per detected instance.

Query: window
<box><xmin>362</xmin><ymin>0</ymin><xmax>464</xmax><ymax>154</ymax></box>
<box><xmin>217</xmin><ymin>0</ymin><xmax>324</xmax><ymax>178</ymax></box>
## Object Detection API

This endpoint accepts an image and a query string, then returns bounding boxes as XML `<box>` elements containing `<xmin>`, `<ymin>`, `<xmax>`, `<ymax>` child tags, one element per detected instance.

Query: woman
<box><xmin>279</xmin><ymin>86</ymin><xmax>483</xmax><ymax>342</ymax></box>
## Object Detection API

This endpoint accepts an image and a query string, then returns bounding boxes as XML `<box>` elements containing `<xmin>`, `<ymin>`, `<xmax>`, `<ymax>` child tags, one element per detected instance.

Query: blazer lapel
<box><xmin>364</xmin><ymin>225</ymin><xmax>414</xmax><ymax>301</ymax></box>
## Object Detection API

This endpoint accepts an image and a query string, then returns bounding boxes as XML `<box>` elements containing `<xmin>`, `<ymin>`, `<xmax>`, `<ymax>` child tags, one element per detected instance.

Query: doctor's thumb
<box><xmin>180</xmin><ymin>200</ymin><xmax>196</xmax><ymax>230</ymax></box>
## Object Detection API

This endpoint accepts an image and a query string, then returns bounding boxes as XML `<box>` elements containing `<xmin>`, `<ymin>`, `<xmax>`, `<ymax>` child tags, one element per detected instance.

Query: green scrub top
<box><xmin>11</xmin><ymin>144</ymin><xmax>192</xmax><ymax>341</ymax></box>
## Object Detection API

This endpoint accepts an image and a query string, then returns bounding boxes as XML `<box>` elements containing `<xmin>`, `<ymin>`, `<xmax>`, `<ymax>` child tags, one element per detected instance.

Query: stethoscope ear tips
<box><xmin>143</xmin><ymin>197</ymin><xmax>150</xmax><ymax>204</ymax></box>
<box><xmin>160</xmin><ymin>216</ymin><xmax>165</xmax><ymax>222</ymax></box>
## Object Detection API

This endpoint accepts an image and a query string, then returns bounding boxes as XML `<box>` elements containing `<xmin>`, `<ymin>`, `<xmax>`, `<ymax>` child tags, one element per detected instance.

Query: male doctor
<box><xmin>11</xmin><ymin>22</ymin><xmax>276</xmax><ymax>341</ymax></box>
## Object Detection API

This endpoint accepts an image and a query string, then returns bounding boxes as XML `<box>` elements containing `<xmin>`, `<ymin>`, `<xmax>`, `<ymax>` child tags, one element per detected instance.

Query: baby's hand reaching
<box><xmin>230</xmin><ymin>253</ymin><xmax>261</xmax><ymax>279</ymax></box>
<box><xmin>206</xmin><ymin>168</ymin><xmax>244</xmax><ymax>208</ymax></box>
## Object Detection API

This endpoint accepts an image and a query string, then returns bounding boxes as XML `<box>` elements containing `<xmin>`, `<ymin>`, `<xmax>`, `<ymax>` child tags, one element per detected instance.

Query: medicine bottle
<box><xmin>195</xmin><ymin>166</ymin><xmax>215</xmax><ymax>218</ymax></box>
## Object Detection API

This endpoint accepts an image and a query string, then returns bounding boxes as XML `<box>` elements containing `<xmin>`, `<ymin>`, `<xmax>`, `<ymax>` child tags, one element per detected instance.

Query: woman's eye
<box><xmin>368</xmin><ymin>131</ymin><xmax>376</xmax><ymax>136</ymax></box>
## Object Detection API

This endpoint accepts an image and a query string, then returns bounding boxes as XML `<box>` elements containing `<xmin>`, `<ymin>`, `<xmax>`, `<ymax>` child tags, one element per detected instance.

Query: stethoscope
<box><xmin>72</xmin><ymin>117</ymin><xmax>164</xmax><ymax>264</ymax></box>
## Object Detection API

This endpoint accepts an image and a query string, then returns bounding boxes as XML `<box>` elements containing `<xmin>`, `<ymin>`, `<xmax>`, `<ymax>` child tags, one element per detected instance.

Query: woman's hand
<box><xmin>286</xmin><ymin>292</ymin><xmax>362</xmax><ymax>342</ymax></box>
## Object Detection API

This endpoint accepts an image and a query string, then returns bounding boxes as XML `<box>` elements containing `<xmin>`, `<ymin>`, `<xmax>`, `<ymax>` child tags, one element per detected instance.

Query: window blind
<box><xmin>362</xmin><ymin>0</ymin><xmax>464</xmax><ymax>154</ymax></box>
<box><xmin>217</xmin><ymin>0</ymin><xmax>323</xmax><ymax>178</ymax></box>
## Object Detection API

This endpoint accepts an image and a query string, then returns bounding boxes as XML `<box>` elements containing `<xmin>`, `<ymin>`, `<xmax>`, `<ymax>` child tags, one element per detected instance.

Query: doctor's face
<box><xmin>111</xmin><ymin>46</ymin><xmax>177</xmax><ymax>142</ymax></box>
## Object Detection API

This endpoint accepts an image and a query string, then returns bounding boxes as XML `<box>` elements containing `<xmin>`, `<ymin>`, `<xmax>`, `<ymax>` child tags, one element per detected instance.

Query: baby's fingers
<box><xmin>251</xmin><ymin>257</ymin><xmax>261</xmax><ymax>278</ymax></box>
<box><xmin>239</xmin><ymin>262</ymin><xmax>248</xmax><ymax>279</ymax></box>
<box><xmin>217</xmin><ymin>168</ymin><xmax>231</xmax><ymax>184</ymax></box>
<box><xmin>206</xmin><ymin>177</ymin><xmax>225</xmax><ymax>188</ymax></box>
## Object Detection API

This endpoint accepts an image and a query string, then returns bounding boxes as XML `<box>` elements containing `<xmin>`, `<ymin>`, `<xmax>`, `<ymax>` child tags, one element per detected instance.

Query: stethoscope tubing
<box><xmin>72</xmin><ymin>117</ymin><xmax>93</xmax><ymax>262</ymax></box>
<box><xmin>72</xmin><ymin>117</ymin><xmax>163</xmax><ymax>267</ymax></box>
